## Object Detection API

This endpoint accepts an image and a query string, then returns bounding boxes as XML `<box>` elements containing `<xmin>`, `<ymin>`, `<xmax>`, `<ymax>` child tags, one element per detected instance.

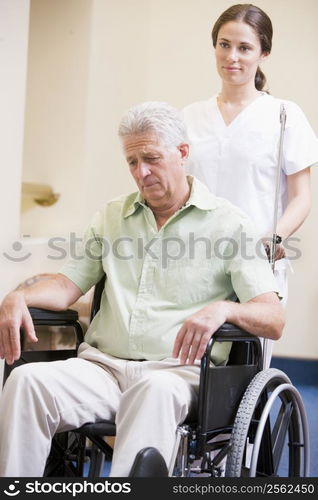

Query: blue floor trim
<box><xmin>270</xmin><ymin>356</ymin><xmax>318</xmax><ymax>386</ymax></box>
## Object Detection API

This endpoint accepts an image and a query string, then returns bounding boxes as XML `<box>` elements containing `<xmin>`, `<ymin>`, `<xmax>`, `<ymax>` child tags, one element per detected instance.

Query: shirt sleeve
<box><xmin>59</xmin><ymin>209</ymin><xmax>105</xmax><ymax>294</ymax></box>
<box><xmin>283</xmin><ymin>101</ymin><xmax>318</xmax><ymax>175</ymax></box>
<box><xmin>223</xmin><ymin>216</ymin><xmax>279</xmax><ymax>303</ymax></box>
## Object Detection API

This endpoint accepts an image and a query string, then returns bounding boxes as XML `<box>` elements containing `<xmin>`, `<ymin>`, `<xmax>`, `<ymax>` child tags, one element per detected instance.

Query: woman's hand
<box><xmin>262</xmin><ymin>238</ymin><xmax>285</xmax><ymax>262</ymax></box>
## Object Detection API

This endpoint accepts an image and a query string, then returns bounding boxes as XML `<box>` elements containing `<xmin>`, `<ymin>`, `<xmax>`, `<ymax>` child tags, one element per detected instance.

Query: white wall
<box><xmin>0</xmin><ymin>0</ymin><xmax>30</xmax><ymax>385</ymax></box>
<box><xmin>22</xmin><ymin>0</ymin><xmax>92</xmax><ymax>238</ymax></box>
<box><xmin>81</xmin><ymin>0</ymin><xmax>149</xmax><ymax>229</ymax></box>
<box><xmin>0</xmin><ymin>0</ymin><xmax>30</xmax><ymax>296</ymax></box>
<box><xmin>17</xmin><ymin>0</ymin><xmax>318</xmax><ymax>359</ymax></box>
<box><xmin>21</xmin><ymin>0</ymin><xmax>150</xmax><ymax>237</ymax></box>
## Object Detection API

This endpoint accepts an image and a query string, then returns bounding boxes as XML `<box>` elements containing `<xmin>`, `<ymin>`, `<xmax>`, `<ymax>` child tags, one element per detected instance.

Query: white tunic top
<box><xmin>184</xmin><ymin>93</ymin><xmax>318</xmax><ymax>366</ymax></box>
<box><xmin>183</xmin><ymin>93</ymin><xmax>318</xmax><ymax>245</ymax></box>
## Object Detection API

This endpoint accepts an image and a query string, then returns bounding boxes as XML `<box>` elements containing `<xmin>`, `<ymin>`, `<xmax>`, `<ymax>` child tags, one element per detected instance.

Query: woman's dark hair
<box><xmin>211</xmin><ymin>4</ymin><xmax>273</xmax><ymax>91</ymax></box>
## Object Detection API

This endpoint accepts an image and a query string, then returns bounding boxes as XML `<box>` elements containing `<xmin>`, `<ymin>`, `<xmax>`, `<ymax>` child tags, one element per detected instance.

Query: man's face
<box><xmin>123</xmin><ymin>133</ymin><xmax>188</xmax><ymax>206</ymax></box>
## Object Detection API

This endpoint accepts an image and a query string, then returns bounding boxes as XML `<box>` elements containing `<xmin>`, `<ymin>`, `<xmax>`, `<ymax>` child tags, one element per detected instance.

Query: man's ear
<box><xmin>178</xmin><ymin>143</ymin><xmax>189</xmax><ymax>162</ymax></box>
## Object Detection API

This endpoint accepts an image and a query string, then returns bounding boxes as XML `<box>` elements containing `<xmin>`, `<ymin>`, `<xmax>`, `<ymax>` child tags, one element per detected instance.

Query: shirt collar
<box><xmin>123</xmin><ymin>175</ymin><xmax>218</xmax><ymax>219</ymax></box>
<box><xmin>186</xmin><ymin>175</ymin><xmax>218</xmax><ymax>211</ymax></box>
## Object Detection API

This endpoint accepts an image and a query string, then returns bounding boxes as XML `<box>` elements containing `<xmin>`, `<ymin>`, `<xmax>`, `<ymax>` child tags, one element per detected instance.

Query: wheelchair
<box><xmin>3</xmin><ymin>276</ymin><xmax>310</xmax><ymax>478</ymax></box>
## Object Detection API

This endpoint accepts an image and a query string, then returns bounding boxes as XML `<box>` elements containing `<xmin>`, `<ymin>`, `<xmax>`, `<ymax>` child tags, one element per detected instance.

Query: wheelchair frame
<box><xmin>3</xmin><ymin>281</ymin><xmax>310</xmax><ymax>478</ymax></box>
<box><xmin>170</xmin><ymin>327</ymin><xmax>310</xmax><ymax>477</ymax></box>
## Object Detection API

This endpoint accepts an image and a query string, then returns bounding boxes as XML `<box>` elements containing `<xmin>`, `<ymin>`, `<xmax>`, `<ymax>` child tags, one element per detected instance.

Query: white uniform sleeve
<box><xmin>283</xmin><ymin>101</ymin><xmax>318</xmax><ymax>175</ymax></box>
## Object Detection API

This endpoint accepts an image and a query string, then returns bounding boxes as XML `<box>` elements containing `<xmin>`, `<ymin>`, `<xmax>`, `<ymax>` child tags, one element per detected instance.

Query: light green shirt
<box><xmin>60</xmin><ymin>176</ymin><xmax>278</xmax><ymax>364</ymax></box>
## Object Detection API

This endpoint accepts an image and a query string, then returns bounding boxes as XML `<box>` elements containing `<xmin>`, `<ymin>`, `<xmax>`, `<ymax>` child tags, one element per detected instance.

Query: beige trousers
<box><xmin>0</xmin><ymin>343</ymin><xmax>200</xmax><ymax>477</ymax></box>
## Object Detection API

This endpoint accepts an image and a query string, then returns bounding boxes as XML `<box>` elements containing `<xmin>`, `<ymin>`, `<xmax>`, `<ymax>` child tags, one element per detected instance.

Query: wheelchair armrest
<box><xmin>205</xmin><ymin>322</ymin><xmax>262</xmax><ymax>362</ymax></box>
<box><xmin>200</xmin><ymin>323</ymin><xmax>263</xmax><ymax>389</ymax></box>
<box><xmin>28</xmin><ymin>307</ymin><xmax>79</xmax><ymax>324</ymax></box>
<box><xmin>213</xmin><ymin>322</ymin><xmax>260</xmax><ymax>341</ymax></box>
<box><xmin>3</xmin><ymin>308</ymin><xmax>85</xmax><ymax>386</ymax></box>
<box><xmin>27</xmin><ymin>307</ymin><xmax>84</xmax><ymax>345</ymax></box>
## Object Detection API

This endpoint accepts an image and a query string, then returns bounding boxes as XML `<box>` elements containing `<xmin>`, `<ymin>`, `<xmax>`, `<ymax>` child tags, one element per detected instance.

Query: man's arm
<box><xmin>0</xmin><ymin>273</ymin><xmax>83</xmax><ymax>365</ymax></box>
<box><xmin>172</xmin><ymin>292</ymin><xmax>285</xmax><ymax>365</ymax></box>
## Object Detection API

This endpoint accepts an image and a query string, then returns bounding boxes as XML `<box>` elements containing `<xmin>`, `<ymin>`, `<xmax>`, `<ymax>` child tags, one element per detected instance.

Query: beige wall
<box><xmin>22</xmin><ymin>0</ymin><xmax>92</xmax><ymax>237</ymax></box>
<box><xmin>0</xmin><ymin>0</ymin><xmax>30</xmax><ymax>385</ymax></box>
<box><xmin>21</xmin><ymin>0</ymin><xmax>149</xmax><ymax>237</ymax></box>
<box><xmin>13</xmin><ymin>0</ymin><xmax>318</xmax><ymax>359</ymax></box>
<box><xmin>0</xmin><ymin>0</ymin><xmax>30</xmax><ymax>295</ymax></box>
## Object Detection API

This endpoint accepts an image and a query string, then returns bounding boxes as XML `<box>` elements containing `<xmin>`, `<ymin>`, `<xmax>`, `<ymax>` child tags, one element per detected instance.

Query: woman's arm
<box><xmin>277</xmin><ymin>167</ymin><xmax>311</xmax><ymax>239</ymax></box>
<box><xmin>263</xmin><ymin>167</ymin><xmax>311</xmax><ymax>260</ymax></box>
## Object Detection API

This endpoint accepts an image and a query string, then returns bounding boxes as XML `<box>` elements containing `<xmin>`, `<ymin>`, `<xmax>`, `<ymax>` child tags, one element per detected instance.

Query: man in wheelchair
<box><xmin>0</xmin><ymin>102</ymin><xmax>284</xmax><ymax>477</ymax></box>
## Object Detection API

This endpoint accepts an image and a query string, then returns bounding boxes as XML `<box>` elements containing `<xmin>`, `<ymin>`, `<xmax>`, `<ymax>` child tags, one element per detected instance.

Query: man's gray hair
<box><xmin>118</xmin><ymin>101</ymin><xmax>188</xmax><ymax>148</ymax></box>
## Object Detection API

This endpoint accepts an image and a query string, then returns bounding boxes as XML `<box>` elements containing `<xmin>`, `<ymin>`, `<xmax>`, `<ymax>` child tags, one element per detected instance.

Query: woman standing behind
<box><xmin>183</xmin><ymin>3</ymin><xmax>318</xmax><ymax>366</ymax></box>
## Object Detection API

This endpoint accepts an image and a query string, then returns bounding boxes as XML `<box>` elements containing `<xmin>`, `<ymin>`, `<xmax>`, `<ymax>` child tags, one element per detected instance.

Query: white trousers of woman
<box><xmin>0</xmin><ymin>343</ymin><xmax>200</xmax><ymax>477</ymax></box>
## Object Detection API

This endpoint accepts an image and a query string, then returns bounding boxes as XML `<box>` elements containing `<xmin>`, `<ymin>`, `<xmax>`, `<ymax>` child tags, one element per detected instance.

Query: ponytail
<box><xmin>255</xmin><ymin>66</ymin><xmax>269</xmax><ymax>93</ymax></box>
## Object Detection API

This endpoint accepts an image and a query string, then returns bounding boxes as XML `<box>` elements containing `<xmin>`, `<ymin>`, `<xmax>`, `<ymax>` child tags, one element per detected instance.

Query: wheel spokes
<box><xmin>271</xmin><ymin>400</ymin><xmax>293</xmax><ymax>474</ymax></box>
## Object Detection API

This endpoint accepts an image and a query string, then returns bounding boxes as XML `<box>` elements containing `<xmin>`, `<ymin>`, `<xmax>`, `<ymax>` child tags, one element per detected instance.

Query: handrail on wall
<box><xmin>22</xmin><ymin>182</ymin><xmax>60</xmax><ymax>207</ymax></box>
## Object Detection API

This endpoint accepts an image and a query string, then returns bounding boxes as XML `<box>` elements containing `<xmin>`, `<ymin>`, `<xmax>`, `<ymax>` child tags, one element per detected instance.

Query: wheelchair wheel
<box><xmin>225</xmin><ymin>368</ymin><xmax>310</xmax><ymax>477</ymax></box>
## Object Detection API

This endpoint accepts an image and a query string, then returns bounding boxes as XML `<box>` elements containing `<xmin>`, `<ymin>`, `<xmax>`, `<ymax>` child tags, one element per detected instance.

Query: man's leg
<box><xmin>0</xmin><ymin>357</ymin><xmax>121</xmax><ymax>477</ymax></box>
<box><xmin>109</xmin><ymin>361</ymin><xmax>200</xmax><ymax>477</ymax></box>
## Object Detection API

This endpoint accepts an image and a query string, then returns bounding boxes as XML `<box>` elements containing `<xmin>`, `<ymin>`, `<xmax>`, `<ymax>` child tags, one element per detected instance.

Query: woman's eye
<box><xmin>219</xmin><ymin>42</ymin><xmax>229</xmax><ymax>48</ymax></box>
<box><xmin>240</xmin><ymin>46</ymin><xmax>250</xmax><ymax>52</ymax></box>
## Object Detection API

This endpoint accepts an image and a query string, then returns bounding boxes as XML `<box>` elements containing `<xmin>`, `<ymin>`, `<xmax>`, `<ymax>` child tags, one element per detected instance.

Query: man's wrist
<box><xmin>218</xmin><ymin>300</ymin><xmax>234</xmax><ymax>324</ymax></box>
<box><xmin>222</xmin><ymin>300</ymin><xmax>239</xmax><ymax>325</ymax></box>
<box><xmin>1</xmin><ymin>290</ymin><xmax>25</xmax><ymax>311</ymax></box>
<box><xmin>13</xmin><ymin>289</ymin><xmax>29</xmax><ymax>306</ymax></box>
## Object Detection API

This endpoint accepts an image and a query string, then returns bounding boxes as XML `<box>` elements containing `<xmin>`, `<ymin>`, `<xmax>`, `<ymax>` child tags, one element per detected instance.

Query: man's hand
<box><xmin>172</xmin><ymin>302</ymin><xmax>227</xmax><ymax>365</ymax></box>
<box><xmin>0</xmin><ymin>292</ymin><xmax>38</xmax><ymax>365</ymax></box>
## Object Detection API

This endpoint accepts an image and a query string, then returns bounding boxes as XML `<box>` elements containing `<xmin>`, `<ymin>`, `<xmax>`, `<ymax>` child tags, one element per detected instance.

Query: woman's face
<box><xmin>214</xmin><ymin>21</ymin><xmax>268</xmax><ymax>88</ymax></box>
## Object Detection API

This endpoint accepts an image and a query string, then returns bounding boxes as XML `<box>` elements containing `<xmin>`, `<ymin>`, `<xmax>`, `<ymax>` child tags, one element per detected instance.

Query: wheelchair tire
<box><xmin>225</xmin><ymin>368</ymin><xmax>310</xmax><ymax>477</ymax></box>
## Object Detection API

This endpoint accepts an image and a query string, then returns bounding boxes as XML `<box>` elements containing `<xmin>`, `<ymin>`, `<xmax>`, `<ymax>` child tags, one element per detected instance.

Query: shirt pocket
<box><xmin>160</xmin><ymin>260</ymin><xmax>215</xmax><ymax>306</ymax></box>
